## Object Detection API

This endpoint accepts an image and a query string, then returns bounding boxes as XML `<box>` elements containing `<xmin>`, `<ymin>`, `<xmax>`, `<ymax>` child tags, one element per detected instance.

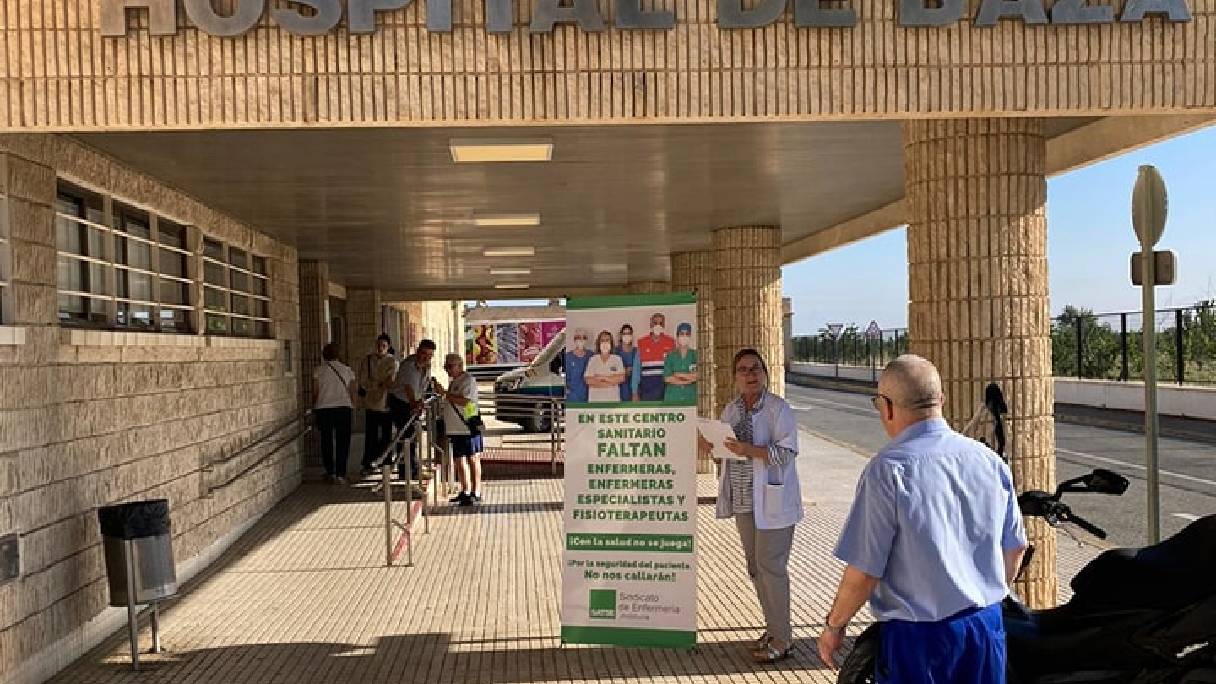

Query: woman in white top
<box><xmin>434</xmin><ymin>354</ymin><xmax>483</xmax><ymax>506</ymax></box>
<box><xmin>700</xmin><ymin>348</ymin><xmax>802</xmax><ymax>663</ymax></box>
<box><xmin>312</xmin><ymin>343</ymin><xmax>358</xmax><ymax>484</ymax></box>
<box><xmin>584</xmin><ymin>330</ymin><xmax>627</xmax><ymax>403</ymax></box>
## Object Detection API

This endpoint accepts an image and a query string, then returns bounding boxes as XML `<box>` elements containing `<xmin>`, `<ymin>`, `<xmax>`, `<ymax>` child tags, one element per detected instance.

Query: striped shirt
<box><xmin>728</xmin><ymin>391</ymin><xmax>796</xmax><ymax>514</ymax></box>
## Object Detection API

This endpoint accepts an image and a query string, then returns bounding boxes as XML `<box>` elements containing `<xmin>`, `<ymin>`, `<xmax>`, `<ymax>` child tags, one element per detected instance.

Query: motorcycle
<box><xmin>837</xmin><ymin>383</ymin><xmax>1216</xmax><ymax>684</ymax></box>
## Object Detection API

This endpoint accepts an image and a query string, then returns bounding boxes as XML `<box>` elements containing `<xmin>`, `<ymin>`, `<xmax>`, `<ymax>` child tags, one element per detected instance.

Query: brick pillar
<box><xmin>904</xmin><ymin>118</ymin><xmax>1056</xmax><ymax>608</ymax></box>
<box><xmin>346</xmin><ymin>288</ymin><xmax>382</xmax><ymax>432</ymax></box>
<box><xmin>346</xmin><ymin>288</ymin><xmax>382</xmax><ymax>360</ymax></box>
<box><xmin>298</xmin><ymin>260</ymin><xmax>330</xmax><ymax>414</ymax></box>
<box><xmin>0</xmin><ymin>153</ymin><xmax>57</xmax><ymax>327</ymax></box>
<box><xmin>627</xmin><ymin>281</ymin><xmax>670</xmax><ymax>295</ymax></box>
<box><xmin>712</xmin><ymin>226</ymin><xmax>784</xmax><ymax>415</ymax></box>
<box><xmin>672</xmin><ymin>250</ymin><xmax>716</xmax><ymax>474</ymax></box>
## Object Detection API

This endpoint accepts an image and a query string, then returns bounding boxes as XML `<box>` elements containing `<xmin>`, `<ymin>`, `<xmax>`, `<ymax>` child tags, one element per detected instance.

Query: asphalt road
<box><xmin>784</xmin><ymin>383</ymin><xmax>1216</xmax><ymax>549</ymax></box>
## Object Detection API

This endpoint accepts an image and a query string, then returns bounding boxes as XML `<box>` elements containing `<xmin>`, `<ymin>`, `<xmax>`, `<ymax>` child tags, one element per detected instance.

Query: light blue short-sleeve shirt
<box><xmin>834</xmin><ymin>417</ymin><xmax>1027</xmax><ymax>623</ymax></box>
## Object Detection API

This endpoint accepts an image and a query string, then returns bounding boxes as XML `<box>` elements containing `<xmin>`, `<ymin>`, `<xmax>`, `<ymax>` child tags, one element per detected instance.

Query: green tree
<box><xmin>1052</xmin><ymin>306</ymin><xmax>1120</xmax><ymax>379</ymax></box>
<box><xmin>1184</xmin><ymin>301</ymin><xmax>1216</xmax><ymax>380</ymax></box>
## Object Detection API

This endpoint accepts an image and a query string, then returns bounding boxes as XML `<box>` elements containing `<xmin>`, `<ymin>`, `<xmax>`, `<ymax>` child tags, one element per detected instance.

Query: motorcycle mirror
<box><xmin>983</xmin><ymin>383</ymin><xmax>1008</xmax><ymax>458</ymax></box>
<box><xmin>1017</xmin><ymin>490</ymin><xmax>1055</xmax><ymax>517</ymax></box>
<box><xmin>1082</xmin><ymin>468</ymin><xmax>1130</xmax><ymax>496</ymax></box>
<box><xmin>984</xmin><ymin>383</ymin><xmax>1008</xmax><ymax>415</ymax></box>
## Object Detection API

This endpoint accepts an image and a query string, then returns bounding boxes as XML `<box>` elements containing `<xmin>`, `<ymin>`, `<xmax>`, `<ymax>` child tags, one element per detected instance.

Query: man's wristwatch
<box><xmin>824</xmin><ymin>617</ymin><xmax>847</xmax><ymax>635</ymax></box>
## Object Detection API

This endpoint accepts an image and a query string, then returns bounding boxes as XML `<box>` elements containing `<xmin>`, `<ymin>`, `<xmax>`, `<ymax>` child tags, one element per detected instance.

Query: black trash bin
<box><xmin>98</xmin><ymin>499</ymin><xmax>178</xmax><ymax>606</ymax></box>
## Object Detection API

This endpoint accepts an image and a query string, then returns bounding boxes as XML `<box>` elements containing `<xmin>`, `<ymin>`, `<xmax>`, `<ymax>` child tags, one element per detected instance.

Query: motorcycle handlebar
<box><xmin>1065</xmin><ymin>510</ymin><xmax>1107</xmax><ymax>540</ymax></box>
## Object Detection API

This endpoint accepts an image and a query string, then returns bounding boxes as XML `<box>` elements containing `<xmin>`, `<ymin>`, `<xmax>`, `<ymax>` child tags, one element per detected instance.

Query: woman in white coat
<box><xmin>703</xmin><ymin>348</ymin><xmax>803</xmax><ymax>663</ymax></box>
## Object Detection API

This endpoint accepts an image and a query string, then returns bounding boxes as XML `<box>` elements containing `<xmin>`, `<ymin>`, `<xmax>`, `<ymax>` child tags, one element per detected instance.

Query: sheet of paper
<box><xmin>697</xmin><ymin>418</ymin><xmax>746</xmax><ymax>461</ymax></box>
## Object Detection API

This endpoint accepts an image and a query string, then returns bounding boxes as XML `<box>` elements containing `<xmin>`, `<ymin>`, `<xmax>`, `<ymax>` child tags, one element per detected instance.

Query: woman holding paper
<box><xmin>700</xmin><ymin>348</ymin><xmax>803</xmax><ymax>663</ymax></box>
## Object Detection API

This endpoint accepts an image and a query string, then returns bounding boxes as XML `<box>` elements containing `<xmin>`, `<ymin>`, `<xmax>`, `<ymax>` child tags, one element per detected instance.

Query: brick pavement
<box><xmin>46</xmin><ymin>431</ymin><xmax>1101</xmax><ymax>684</ymax></box>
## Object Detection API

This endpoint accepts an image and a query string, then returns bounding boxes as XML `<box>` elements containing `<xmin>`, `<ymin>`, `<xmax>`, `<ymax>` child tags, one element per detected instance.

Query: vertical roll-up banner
<box><xmin>560</xmin><ymin>293</ymin><xmax>698</xmax><ymax>649</ymax></box>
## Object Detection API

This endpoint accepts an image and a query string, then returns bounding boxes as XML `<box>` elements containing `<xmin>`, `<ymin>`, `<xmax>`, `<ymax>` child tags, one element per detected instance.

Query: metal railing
<box><xmin>1051</xmin><ymin>304</ymin><xmax>1216</xmax><ymax>385</ymax></box>
<box><xmin>370</xmin><ymin>395</ymin><xmax>441</xmax><ymax>568</ymax></box>
<box><xmin>476</xmin><ymin>392</ymin><xmax>565</xmax><ymax>476</ymax></box>
<box><xmin>790</xmin><ymin>327</ymin><xmax>909</xmax><ymax>381</ymax></box>
<box><xmin>207</xmin><ymin>417</ymin><xmax>312</xmax><ymax>494</ymax></box>
<box><xmin>789</xmin><ymin>303</ymin><xmax>1216</xmax><ymax>387</ymax></box>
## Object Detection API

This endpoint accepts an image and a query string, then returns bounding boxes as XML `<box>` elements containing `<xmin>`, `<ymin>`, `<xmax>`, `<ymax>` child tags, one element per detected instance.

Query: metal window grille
<box><xmin>56</xmin><ymin>181</ymin><xmax>196</xmax><ymax>332</ymax></box>
<box><xmin>55</xmin><ymin>182</ymin><xmax>116</xmax><ymax>327</ymax></box>
<box><xmin>54</xmin><ymin>178</ymin><xmax>273</xmax><ymax>338</ymax></box>
<box><xmin>202</xmin><ymin>239</ymin><xmax>272</xmax><ymax>338</ymax></box>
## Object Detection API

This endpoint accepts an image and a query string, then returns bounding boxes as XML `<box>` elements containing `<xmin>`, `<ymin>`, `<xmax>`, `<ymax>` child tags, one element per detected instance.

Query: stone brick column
<box><xmin>1</xmin><ymin>153</ymin><xmax>57</xmax><ymax>328</ymax></box>
<box><xmin>346</xmin><ymin>287</ymin><xmax>382</xmax><ymax>432</ymax></box>
<box><xmin>346</xmin><ymin>288</ymin><xmax>382</xmax><ymax>362</ymax></box>
<box><xmin>712</xmin><ymin>226</ymin><xmax>784</xmax><ymax>415</ymax></box>
<box><xmin>903</xmin><ymin>118</ymin><xmax>1056</xmax><ymax>607</ymax></box>
<box><xmin>627</xmin><ymin>281</ymin><xmax>671</xmax><ymax>295</ymax></box>
<box><xmin>298</xmin><ymin>260</ymin><xmax>330</xmax><ymax>425</ymax></box>
<box><xmin>672</xmin><ymin>250</ymin><xmax>716</xmax><ymax>474</ymax></box>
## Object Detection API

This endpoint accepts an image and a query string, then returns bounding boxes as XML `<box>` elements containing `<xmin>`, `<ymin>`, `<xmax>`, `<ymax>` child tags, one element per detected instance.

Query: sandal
<box><xmin>751</xmin><ymin>641</ymin><xmax>791</xmax><ymax>664</ymax></box>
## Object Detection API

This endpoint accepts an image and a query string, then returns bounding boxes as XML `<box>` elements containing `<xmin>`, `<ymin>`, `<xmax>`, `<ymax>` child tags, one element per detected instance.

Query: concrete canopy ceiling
<box><xmin>73</xmin><ymin>119</ymin><xmax>1090</xmax><ymax>297</ymax></box>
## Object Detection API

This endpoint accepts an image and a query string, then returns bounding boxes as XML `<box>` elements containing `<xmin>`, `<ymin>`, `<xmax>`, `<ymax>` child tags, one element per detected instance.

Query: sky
<box><xmin>483</xmin><ymin>125</ymin><xmax>1216</xmax><ymax>334</ymax></box>
<box><xmin>783</xmin><ymin>125</ymin><xmax>1216</xmax><ymax>335</ymax></box>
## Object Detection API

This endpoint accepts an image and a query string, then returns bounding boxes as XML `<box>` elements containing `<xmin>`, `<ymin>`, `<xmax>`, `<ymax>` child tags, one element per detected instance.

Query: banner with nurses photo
<box><xmin>560</xmin><ymin>293</ymin><xmax>699</xmax><ymax>649</ymax></box>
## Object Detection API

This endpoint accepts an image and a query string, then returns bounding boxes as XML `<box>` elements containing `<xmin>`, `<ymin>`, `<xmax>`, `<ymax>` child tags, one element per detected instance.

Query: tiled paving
<box><xmin>47</xmin><ymin>432</ymin><xmax>1100</xmax><ymax>684</ymax></box>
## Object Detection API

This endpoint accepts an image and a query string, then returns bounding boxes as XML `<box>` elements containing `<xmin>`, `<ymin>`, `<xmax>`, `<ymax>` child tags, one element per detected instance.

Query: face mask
<box><xmin>621</xmin><ymin>335</ymin><xmax>633</xmax><ymax>345</ymax></box>
<box><xmin>652</xmin><ymin>326</ymin><xmax>663</xmax><ymax>336</ymax></box>
<box><xmin>677</xmin><ymin>335</ymin><xmax>691</xmax><ymax>348</ymax></box>
<box><xmin>574</xmin><ymin>340</ymin><xmax>586</xmax><ymax>351</ymax></box>
<box><xmin>599</xmin><ymin>342</ymin><xmax>612</xmax><ymax>354</ymax></box>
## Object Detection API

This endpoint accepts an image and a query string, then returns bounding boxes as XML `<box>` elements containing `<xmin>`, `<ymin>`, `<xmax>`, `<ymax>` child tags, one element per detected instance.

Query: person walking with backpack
<box><xmin>434</xmin><ymin>353</ymin><xmax>483</xmax><ymax>506</ymax></box>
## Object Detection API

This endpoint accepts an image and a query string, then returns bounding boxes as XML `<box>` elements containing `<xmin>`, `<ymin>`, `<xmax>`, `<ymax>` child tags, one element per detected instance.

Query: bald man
<box><xmin>818</xmin><ymin>354</ymin><xmax>1028</xmax><ymax>684</ymax></box>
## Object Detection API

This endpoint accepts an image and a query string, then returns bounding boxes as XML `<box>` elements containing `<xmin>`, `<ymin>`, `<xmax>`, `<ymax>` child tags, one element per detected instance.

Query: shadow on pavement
<box><xmin>78</xmin><ymin>632</ymin><xmax>847</xmax><ymax>683</ymax></box>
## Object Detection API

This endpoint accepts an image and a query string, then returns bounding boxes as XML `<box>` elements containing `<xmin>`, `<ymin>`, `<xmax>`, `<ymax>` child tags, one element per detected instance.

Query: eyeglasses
<box><xmin>871</xmin><ymin>393</ymin><xmax>893</xmax><ymax>413</ymax></box>
<box><xmin>735</xmin><ymin>364</ymin><xmax>764</xmax><ymax>375</ymax></box>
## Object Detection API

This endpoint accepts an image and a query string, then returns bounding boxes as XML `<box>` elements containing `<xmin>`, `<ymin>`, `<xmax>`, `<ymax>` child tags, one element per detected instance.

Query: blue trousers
<box><xmin>639</xmin><ymin>374</ymin><xmax>664</xmax><ymax>401</ymax></box>
<box><xmin>877</xmin><ymin>603</ymin><xmax>1006</xmax><ymax>684</ymax></box>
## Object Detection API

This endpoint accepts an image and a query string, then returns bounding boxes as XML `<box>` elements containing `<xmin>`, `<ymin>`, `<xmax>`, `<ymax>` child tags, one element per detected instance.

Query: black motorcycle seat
<box><xmin>1069</xmin><ymin>514</ymin><xmax>1216</xmax><ymax>611</ymax></box>
<box><xmin>1004</xmin><ymin>600</ymin><xmax>1174</xmax><ymax>673</ymax></box>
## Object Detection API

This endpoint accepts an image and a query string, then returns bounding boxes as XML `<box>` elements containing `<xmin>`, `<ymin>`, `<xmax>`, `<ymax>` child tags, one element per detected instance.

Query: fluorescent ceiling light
<box><xmin>490</xmin><ymin>267</ymin><xmax>532</xmax><ymax>276</ymax></box>
<box><xmin>494</xmin><ymin>283</ymin><xmax>530</xmax><ymax>290</ymax></box>
<box><xmin>449</xmin><ymin>139</ymin><xmax>553</xmax><ymax>163</ymax></box>
<box><xmin>483</xmin><ymin>247</ymin><xmax>536</xmax><ymax>258</ymax></box>
<box><xmin>474</xmin><ymin>213</ymin><xmax>541</xmax><ymax>227</ymax></box>
<box><xmin>592</xmin><ymin>263</ymin><xmax>627</xmax><ymax>274</ymax></box>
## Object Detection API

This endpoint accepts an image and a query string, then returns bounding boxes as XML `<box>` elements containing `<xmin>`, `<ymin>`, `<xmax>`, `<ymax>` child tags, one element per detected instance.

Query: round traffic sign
<box><xmin>1131</xmin><ymin>165</ymin><xmax>1168</xmax><ymax>248</ymax></box>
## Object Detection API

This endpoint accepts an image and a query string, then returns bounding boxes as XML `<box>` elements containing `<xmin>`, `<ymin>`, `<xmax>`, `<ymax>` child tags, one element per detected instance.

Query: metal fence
<box><xmin>475</xmin><ymin>391</ymin><xmax>565</xmax><ymax>477</ymax></box>
<box><xmin>1052</xmin><ymin>304</ymin><xmax>1216</xmax><ymax>385</ymax></box>
<box><xmin>789</xmin><ymin>327</ymin><xmax>910</xmax><ymax>372</ymax></box>
<box><xmin>789</xmin><ymin>303</ymin><xmax>1216</xmax><ymax>386</ymax></box>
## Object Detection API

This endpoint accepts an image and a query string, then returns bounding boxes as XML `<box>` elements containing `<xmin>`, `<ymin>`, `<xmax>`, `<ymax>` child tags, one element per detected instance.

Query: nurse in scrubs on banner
<box><xmin>564</xmin><ymin>328</ymin><xmax>592</xmax><ymax>403</ymax></box>
<box><xmin>585</xmin><ymin>330</ymin><xmax>627</xmax><ymax>403</ymax></box>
